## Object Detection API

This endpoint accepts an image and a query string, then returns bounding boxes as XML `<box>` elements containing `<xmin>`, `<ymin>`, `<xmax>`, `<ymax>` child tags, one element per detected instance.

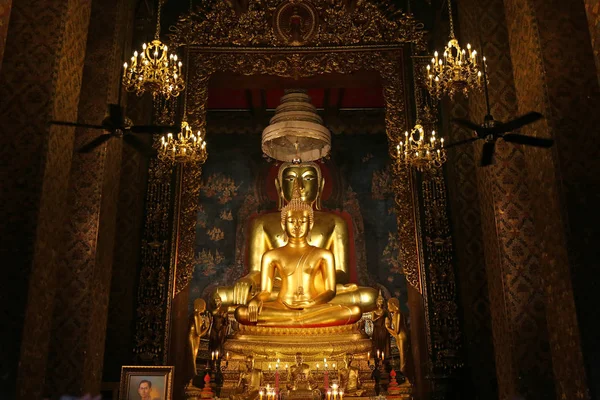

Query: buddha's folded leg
<box><xmin>235</xmin><ymin>303</ymin><xmax>362</xmax><ymax>327</ymax></box>
<box><xmin>330</xmin><ymin>286</ymin><xmax>378</xmax><ymax>313</ymax></box>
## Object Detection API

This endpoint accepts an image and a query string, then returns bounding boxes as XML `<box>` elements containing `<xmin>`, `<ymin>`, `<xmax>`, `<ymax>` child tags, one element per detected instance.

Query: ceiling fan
<box><xmin>49</xmin><ymin>41</ymin><xmax>176</xmax><ymax>156</ymax></box>
<box><xmin>446</xmin><ymin>56</ymin><xmax>553</xmax><ymax>166</ymax></box>
<box><xmin>50</xmin><ymin>103</ymin><xmax>175</xmax><ymax>156</ymax></box>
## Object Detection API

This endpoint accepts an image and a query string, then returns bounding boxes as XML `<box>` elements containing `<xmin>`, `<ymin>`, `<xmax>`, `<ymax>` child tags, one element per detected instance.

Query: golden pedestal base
<box><xmin>217</xmin><ymin>324</ymin><xmax>377</xmax><ymax>399</ymax></box>
<box><xmin>224</xmin><ymin>324</ymin><xmax>371</xmax><ymax>357</ymax></box>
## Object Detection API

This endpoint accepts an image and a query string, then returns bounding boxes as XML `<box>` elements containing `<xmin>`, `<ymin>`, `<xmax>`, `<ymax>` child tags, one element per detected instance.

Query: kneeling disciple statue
<box><xmin>235</xmin><ymin>184</ymin><xmax>364</xmax><ymax>327</ymax></box>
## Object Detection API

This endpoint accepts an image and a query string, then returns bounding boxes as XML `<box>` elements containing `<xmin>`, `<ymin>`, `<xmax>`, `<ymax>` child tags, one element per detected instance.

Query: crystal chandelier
<box><xmin>156</xmin><ymin>48</ymin><xmax>207</xmax><ymax>165</ymax></box>
<box><xmin>425</xmin><ymin>0</ymin><xmax>482</xmax><ymax>99</ymax></box>
<box><xmin>122</xmin><ymin>0</ymin><xmax>184</xmax><ymax>98</ymax></box>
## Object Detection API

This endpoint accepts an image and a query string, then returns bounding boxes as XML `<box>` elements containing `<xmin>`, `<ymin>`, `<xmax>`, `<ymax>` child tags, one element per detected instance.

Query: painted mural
<box><xmin>189</xmin><ymin>130</ymin><xmax>409</xmax><ymax>315</ymax></box>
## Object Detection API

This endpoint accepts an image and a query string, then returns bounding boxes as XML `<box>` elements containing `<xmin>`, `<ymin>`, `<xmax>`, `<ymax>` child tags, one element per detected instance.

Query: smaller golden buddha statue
<box><xmin>339</xmin><ymin>353</ymin><xmax>365</xmax><ymax>396</ymax></box>
<box><xmin>231</xmin><ymin>355</ymin><xmax>264</xmax><ymax>400</ymax></box>
<box><xmin>371</xmin><ymin>291</ymin><xmax>390</xmax><ymax>356</ymax></box>
<box><xmin>209</xmin><ymin>293</ymin><xmax>229</xmax><ymax>355</ymax></box>
<box><xmin>287</xmin><ymin>352</ymin><xmax>316</xmax><ymax>391</ymax></box>
<box><xmin>385</xmin><ymin>298</ymin><xmax>411</xmax><ymax>385</ymax></box>
<box><xmin>188</xmin><ymin>299</ymin><xmax>211</xmax><ymax>376</ymax></box>
<box><xmin>234</xmin><ymin>186</ymin><xmax>363</xmax><ymax>327</ymax></box>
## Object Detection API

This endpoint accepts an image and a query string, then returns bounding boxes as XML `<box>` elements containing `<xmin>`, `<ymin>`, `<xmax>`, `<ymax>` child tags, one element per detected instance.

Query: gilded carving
<box><xmin>169</xmin><ymin>0</ymin><xmax>425</xmax><ymax>49</ymax></box>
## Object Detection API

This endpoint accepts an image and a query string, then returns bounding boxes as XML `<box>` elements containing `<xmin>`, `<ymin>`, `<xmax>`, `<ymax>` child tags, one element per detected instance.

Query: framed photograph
<box><xmin>119</xmin><ymin>366</ymin><xmax>174</xmax><ymax>400</ymax></box>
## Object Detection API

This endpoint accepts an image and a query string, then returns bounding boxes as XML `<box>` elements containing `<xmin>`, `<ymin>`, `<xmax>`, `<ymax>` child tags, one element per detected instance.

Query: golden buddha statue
<box><xmin>287</xmin><ymin>352</ymin><xmax>316</xmax><ymax>391</ymax></box>
<box><xmin>339</xmin><ymin>353</ymin><xmax>366</xmax><ymax>396</ymax></box>
<box><xmin>235</xmin><ymin>188</ymin><xmax>365</xmax><ymax>327</ymax></box>
<box><xmin>188</xmin><ymin>299</ymin><xmax>211</xmax><ymax>376</ymax></box>
<box><xmin>216</xmin><ymin>161</ymin><xmax>377</xmax><ymax>313</ymax></box>
<box><xmin>231</xmin><ymin>355</ymin><xmax>263</xmax><ymax>400</ymax></box>
<box><xmin>385</xmin><ymin>298</ymin><xmax>411</xmax><ymax>385</ymax></box>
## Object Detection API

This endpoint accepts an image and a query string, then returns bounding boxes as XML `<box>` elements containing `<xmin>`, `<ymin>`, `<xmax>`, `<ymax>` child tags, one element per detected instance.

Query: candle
<box><xmin>377</xmin><ymin>350</ymin><xmax>380</xmax><ymax>359</ymax></box>
<box><xmin>340</xmin><ymin>390</ymin><xmax>344</xmax><ymax>400</ymax></box>
<box><xmin>227</xmin><ymin>352</ymin><xmax>230</xmax><ymax>360</ymax></box>
<box><xmin>215</xmin><ymin>350</ymin><xmax>219</xmax><ymax>360</ymax></box>
<box><xmin>327</xmin><ymin>390</ymin><xmax>331</xmax><ymax>400</ymax></box>
<box><xmin>211</xmin><ymin>351</ymin><xmax>215</xmax><ymax>360</ymax></box>
<box><xmin>259</xmin><ymin>390</ymin><xmax>263</xmax><ymax>400</ymax></box>
<box><xmin>316</xmin><ymin>363</ymin><xmax>320</xmax><ymax>371</ymax></box>
<box><xmin>367</xmin><ymin>352</ymin><xmax>370</xmax><ymax>361</ymax></box>
<box><xmin>269</xmin><ymin>364</ymin><xmax>272</xmax><ymax>371</ymax></box>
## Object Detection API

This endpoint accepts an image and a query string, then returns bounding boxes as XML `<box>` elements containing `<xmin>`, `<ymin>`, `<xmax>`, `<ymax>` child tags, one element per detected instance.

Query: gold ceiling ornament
<box><xmin>157</xmin><ymin>47</ymin><xmax>207</xmax><ymax>165</ymax></box>
<box><xmin>122</xmin><ymin>0</ymin><xmax>184</xmax><ymax>98</ymax></box>
<box><xmin>169</xmin><ymin>0</ymin><xmax>425</xmax><ymax>49</ymax></box>
<box><xmin>261</xmin><ymin>89</ymin><xmax>331</xmax><ymax>162</ymax></box>
<box><xmin>424</xmin><ymin>0</ymin><xmax>482</xmax><ymax>99</ymax></box>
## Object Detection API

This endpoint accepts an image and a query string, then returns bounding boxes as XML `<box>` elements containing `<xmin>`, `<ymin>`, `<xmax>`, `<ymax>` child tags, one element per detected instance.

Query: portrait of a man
<box><xmin>126</xmin><ymin>376</ymin><xmax>166</xmax><ymax>400</ymax></box>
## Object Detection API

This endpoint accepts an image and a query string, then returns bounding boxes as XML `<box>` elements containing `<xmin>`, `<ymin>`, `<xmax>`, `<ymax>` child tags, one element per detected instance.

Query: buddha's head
<box><xmin>276</xmin><ymin>161</ymin><xmax>324</xmax><ymax>210</ymax></box>
<box><xmin>376</xmin><ymin>290</ymin><xmax>385</xmax><ymax>310</ymax></box>
<box><xmin>245</xmin><ymin>355</ymin><xmax>255</xmax><ymax>370</ymax></box>
<box><xmin>281</xmin><ymin>182</ymin><xmax>314</xmax><ymax>240</ymax></box>
<box><xmin>213</xmin><ymin>292</ymin><xmax>222</xmax><ymax>309</ymax></box>
<box><xmin>294</xmin><ymin>352</ymin><xmax>304</xmax><ymax>366</ymax></box>
<box><xmin>193</xmin><ymin>298</ymin><xmax>206</xmax><ymax>314</ymax></box>
<box><xmin>344</xmin><ymin>353</ymin><xmax>354</xmax><ymax>367</ymax></box>
<box><xmin>387</xmin><ymin>298</ymin><xmax>400</xmax><ymax>313</ymax></box>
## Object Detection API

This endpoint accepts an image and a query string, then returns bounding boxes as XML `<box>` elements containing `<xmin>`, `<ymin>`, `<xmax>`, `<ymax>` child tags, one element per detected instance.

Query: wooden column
<box><xmin>0</xmin><ymin>0</ymin><xmax>92</xmax><ymax>398</ymax></box>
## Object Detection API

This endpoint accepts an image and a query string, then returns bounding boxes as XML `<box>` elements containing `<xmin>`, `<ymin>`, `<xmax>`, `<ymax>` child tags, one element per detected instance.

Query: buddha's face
<box><xmin>214</xmin><ymin>294</ymin><xmax>222</xmax><ymax>309</ymax></box>
<box><xmin>295</xmin><ymin>353</ymin><xmax>303</xmax><ymax>365</ymax></box>
<box><xmin>284</xmin><ymin>209</ymin><xmax>311</xmax><ymax>239</ymax></box>
<box><xmin>281</xmin><ymin>165</ymin><xmax>320</xmax><ymax>204</ymax></box>
<box><xmin>245</xmin><ymin>357</ymin><xmax>254</xmax><ymax>370</ymax></box>
<box><xmin>376</xmin><ymin>296</ymin><xmax>384</xmax><ymax>309</ymax></box>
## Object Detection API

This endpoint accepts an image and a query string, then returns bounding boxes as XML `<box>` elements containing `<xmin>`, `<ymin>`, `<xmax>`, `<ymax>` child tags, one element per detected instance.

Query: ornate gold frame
<box><xmin>134</xmin><ymin>0</ymin><xmax>430</xmax><ymax>366</ymax></box>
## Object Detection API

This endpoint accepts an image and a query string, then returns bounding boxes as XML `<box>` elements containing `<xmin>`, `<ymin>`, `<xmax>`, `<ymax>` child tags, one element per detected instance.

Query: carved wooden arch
<box><xmin>175</xmin><ymin>49</ymin><xmax>423</xmax><ymax>296</ymax></box>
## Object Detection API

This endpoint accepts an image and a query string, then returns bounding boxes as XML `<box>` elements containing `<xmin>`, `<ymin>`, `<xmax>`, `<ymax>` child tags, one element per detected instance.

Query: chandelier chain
<box><xmin>182</xmin><ymin>46</ymin><xmax>191</xmax><ymax>117</ymax></box>
<box><xmin>447</xmin><ymin>0</ymin><xmax>455</xmax><ymax>39</ymax></box>
<box><xmin>155</xmin><ymin>0</ymin><xmax>163</xmax><ymax>40</ymax></box>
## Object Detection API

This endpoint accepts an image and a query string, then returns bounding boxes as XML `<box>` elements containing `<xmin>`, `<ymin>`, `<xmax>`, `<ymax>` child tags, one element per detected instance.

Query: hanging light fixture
<box><xmin>156</xmin><ymin>47</ymin><xmax>207</xmax><ymax>165</ymax></box>
<box><xmin>425</xmin><ymin>0</ymin><xmax>482</xmax><ymax>99</ymax></box>
<box><xmin>122</xmin><ymin>0</ymin><xmax>184</xmax><ymax>99</ymax></box>
<box><xmin>395</xmin><ymin>56</ymin><xmax>447</xmax><ymax>171</ymax></box>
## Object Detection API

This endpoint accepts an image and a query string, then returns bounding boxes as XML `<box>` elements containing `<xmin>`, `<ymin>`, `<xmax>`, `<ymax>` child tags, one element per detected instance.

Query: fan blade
<box><xmin>78</xmin><ymin>134</ymin><xmax>113</xmax><ymax>153</ymax></box>
<box><xmin>503</xmin><ymin>134</ymin><xmax>554</xmax><ymax>148</ymax></box>
<box><xmin>491</xmin><ymin>112</ymin><xmax>543</xmax><ymax>134</ymax></box>
<box><xmin>480</xmin><ymin>140</ymin><xmax>496</xmax><ymax>166</ymax></box>
<box><xmin>108</xmin><ymin>104</ymin><xmax>125</xmax><ymax>126</ymax></box>
<box><xmin>123</xmin><ymin>134</ymin><xmax>156</xmax><ymax>156</ymax></box>
<box><xmin>443</xmin><ymin>137</ymin><xmax>480</xmax><ymax>149</ymax></box>
<box><xmin>50</xmin><ymin>121</ymin><xmax>105</xmax><ymax>130</ymax></box>
<box><xmin>452</xmin><ymin>118</ymin><xmax>484</xmax><ymax>132</ymax></box>
<box><xmin>129</xmin><ymin>125</ymin><xmax>178</xmax><ymax>134</ymax></box>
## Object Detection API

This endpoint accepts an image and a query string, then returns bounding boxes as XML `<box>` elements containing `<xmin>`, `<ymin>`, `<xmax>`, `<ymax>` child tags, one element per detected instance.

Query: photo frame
<box><xmin>118</xmin><ymin>366</ymin><xmax>174</xmax><ymax>400</ymax></box>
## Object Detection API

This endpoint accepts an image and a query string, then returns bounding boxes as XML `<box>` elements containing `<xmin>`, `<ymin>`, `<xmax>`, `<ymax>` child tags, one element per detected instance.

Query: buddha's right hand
<box><xmin>247</xmin><ymin>299</ymin><xmax>263</xmax><ymax>322</ymax></box>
